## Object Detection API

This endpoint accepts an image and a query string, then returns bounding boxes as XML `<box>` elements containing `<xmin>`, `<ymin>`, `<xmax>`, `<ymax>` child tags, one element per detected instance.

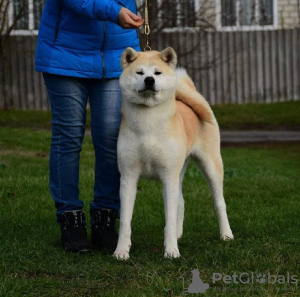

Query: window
<box><xmin>217</xmin><ymin>0</ymin><xmax>278</xmax><ymax>30</ymax></box>
<box><xmin>9</xmin><ymin>0</ymin><xmax>45</xmax><ymax>35</ymax></box>
<box><xmin>138</xmin><ymin>0</ymin><xmax>202</xmax><ymax>32</ymax></box>
<box><xmin>158</xmin><ymin>0</ymin><xmax>199</xmax><ymax>28</ymax></box>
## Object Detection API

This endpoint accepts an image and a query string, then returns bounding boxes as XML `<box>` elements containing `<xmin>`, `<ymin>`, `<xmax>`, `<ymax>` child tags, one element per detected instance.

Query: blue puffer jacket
<box><xmin>35</xmin><ymin>0</ymin><xmax>140</xmax><ymax>79</ymax></box>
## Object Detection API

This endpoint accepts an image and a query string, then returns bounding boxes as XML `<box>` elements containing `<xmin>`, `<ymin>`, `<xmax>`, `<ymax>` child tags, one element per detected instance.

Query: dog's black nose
<box><xmin>144</xmin><ymin>76</ymin><xmax>155</xmax><ymax>86</ymax></box>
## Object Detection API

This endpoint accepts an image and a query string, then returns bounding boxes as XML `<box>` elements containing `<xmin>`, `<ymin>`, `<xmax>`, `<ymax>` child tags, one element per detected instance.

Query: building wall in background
<box><xmin>278</xmin><ymin>0</ymin><xmax>300</xmax><ymax>28</ymax></box>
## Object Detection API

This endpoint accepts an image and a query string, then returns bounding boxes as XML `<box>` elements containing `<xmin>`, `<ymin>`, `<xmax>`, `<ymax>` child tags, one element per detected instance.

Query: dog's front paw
<box><xmin>164</xmin><ymin>248</ymin><xmax>180</xmax><ymax>259</ymax></box>
<box><xmin>220</xmin><ymin>230</ymin><xmax>234</xmax><ymax>240</ymax></box>
<box><xmin>113</xmin><ymin>249</ymin><xmax>130</xmax><ymax>260</ymax></box>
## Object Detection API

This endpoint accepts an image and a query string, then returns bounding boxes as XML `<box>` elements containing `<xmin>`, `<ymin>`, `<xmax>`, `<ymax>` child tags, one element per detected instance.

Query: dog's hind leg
<box><xmin>114</xmin><ymin>171</ymin><xmax>139</xmax><ymax>260</ymax></box>
<box><xmin>177</xmin><ymin>160</ymin><xmax>188</xmax><ymax>239</ymax></box>
<box><xmin>193</xmin><ymin>148</ymin><xmax>234</xmax><ymax>240</ymax></box>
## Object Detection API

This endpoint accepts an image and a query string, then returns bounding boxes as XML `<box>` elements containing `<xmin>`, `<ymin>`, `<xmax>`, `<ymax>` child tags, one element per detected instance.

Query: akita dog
<box><xmin>114</xmin><ymin>47</ymin><xmax>233</xmax><ymax>260</ymax></box>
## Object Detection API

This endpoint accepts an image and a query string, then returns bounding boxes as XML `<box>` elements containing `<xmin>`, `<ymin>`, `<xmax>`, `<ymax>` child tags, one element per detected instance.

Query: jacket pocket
<box><xmin>53</xmin><ymin>25</ymin><xmax>59</xmax><ymax>45</ymax></box>
<box><xmin>52</xmin><ymin>6</ymin><xmax>63</xmax><ymax>45</ymax></box>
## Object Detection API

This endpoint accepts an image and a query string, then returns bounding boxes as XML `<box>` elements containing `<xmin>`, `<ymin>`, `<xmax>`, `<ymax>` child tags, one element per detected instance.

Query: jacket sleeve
<box><xmin>63</xmin><ymin>0</ymin><xmax>123</xmax><ymax>23</ymax></box>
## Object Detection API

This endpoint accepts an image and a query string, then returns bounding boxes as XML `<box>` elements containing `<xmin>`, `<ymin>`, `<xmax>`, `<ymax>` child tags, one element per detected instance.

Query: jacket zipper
<box><xmin>101</xmin><ymin>22</ymin><xmax>106</xmax><ymax>80</ymax></box>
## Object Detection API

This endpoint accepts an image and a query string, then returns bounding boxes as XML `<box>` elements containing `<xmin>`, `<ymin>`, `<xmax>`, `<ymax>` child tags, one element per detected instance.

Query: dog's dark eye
<box><xmin>155</xmin><ymin>71</ymin><xmax>162</xmax><ymax>75</ymax></box>
<box><xmin>136</xmin><ymin>71</ymin><xmax>144</xmax><ymax>75</ymax></box>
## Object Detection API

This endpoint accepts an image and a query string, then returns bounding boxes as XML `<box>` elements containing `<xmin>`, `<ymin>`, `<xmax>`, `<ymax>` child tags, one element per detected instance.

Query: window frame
<box><xmin>216</xmin><ymin>0</ymin><xmax>278</xmax><ymax>31</ymax></box>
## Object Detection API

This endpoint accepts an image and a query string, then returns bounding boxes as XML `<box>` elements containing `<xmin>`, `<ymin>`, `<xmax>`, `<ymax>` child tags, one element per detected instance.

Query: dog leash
<box><xmin>144</xmin><ymin>0</ymin><xmax>151</xmax><ymax>51</ymax></box>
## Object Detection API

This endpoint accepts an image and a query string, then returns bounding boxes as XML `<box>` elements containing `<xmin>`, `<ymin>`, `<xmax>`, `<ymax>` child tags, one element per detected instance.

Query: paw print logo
<box><xmin>256</xmin><ymin>273</ymin><xmax>266</xmax><ymax>283</ymax></box>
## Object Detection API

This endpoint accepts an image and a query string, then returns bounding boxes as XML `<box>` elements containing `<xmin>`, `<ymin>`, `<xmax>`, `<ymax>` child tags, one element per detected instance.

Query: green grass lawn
<box><xmin>1</xmin><ymin>100</ymin><xmax>300</xmax><ymax>131</ymax></box>
<box><xmin>0</xmin><ymin>109</ymin><xmax>300</xmax><ymax>296</ymax></box>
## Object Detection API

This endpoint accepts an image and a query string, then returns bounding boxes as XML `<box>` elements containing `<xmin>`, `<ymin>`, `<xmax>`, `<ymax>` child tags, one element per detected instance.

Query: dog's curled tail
<box><xmin>175</xmin><ymin>68</ymin><xmax>215</xmax><ymax>124</ymax></box>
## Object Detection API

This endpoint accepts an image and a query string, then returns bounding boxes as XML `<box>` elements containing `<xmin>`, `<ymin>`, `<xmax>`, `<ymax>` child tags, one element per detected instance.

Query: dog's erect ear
<box><xmin>121</xmin><ymin>47</ymin><xmax>138</xmax><ymax>69</ymax></box>
<box><xmin>160</xmin><ymin>47</ymin><xmax>177</xmax><ymax>69</ymax></box>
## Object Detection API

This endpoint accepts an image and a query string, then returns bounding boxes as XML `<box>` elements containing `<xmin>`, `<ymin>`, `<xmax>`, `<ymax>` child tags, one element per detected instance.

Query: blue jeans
<box><xmin>43</xmin><ymin>73</ymin><xmax>122</xmax><ymax>221</ymax></box>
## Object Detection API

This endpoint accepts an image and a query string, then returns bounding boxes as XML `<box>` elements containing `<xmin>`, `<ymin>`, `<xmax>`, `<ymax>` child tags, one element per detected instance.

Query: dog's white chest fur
<box><xmin>118</xmin><ymin>123</ymin><xmax>179</xmax><ymax>179</ymax></box>
<box><xmin>135</xmin><ymin>136</ymin><xmax>163</xmax><ymax>178</ymax></box>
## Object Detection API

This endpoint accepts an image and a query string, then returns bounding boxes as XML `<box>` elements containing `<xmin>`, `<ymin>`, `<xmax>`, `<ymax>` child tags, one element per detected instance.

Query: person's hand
<box><xmin>118</xmin><ymin>7</ymin><xmax>144</xmax><ymax>29</ymax></box>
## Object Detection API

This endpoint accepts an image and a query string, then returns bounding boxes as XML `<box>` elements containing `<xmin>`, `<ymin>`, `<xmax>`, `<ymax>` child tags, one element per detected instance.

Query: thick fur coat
<box><xmin>114</xmin><ymin>48</ymin><xmax>233</xmax><ymax>260</ymax></box>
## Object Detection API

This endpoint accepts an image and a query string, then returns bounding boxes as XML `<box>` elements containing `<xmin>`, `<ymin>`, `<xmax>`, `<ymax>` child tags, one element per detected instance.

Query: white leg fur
<box><xmin>162</xmin><ymin>175</ymin><xmax>181</xmax><ymax>258</ymax></box>
<box><xmin>194</xmin><ymin>152</ymin><xmax>234</xmax><ymax>240</ymax></box>
<box><xmin>176</xmin><ymin>190</ymin><xmax>184</xmax><ymax>240</ymax></box>
<box><xmin>177</xmin><ymin>161</ymin><xmax>188</xmax><ymax>239</ymax></box>
<box><xmin>113</xmin><ymin>172</ymin><xmax>139</xmax><ymax>260</ymax></box>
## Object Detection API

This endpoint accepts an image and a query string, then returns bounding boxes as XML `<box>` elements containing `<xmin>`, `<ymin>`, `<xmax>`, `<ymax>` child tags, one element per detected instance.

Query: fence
<box><xmin>0</xmin><ymin>28</ymin><xmax>299</xmax><ymax>110</ymax></box>
<box><xmin>0</xmin><ymin>36</ymin><xmax>48</xmax><ymax>110</ymax></box>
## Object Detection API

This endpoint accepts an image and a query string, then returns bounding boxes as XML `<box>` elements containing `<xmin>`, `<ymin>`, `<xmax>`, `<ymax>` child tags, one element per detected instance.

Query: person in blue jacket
<box><xmin>35</xmin><ymin>0</ymin><xmax>144</xmax><ymax>253</ymax></box>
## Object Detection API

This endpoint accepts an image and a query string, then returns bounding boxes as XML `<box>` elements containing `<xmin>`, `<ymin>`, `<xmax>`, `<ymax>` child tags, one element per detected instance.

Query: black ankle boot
<box><xmin>59</xmin><ymin>211</ymin><xmax>92</xmax><ymax>254</ymax></box>
<box><xmin>91</xmin><ymin>209</ymin><xmax>118</xmax><ymax>251</ymax></box>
